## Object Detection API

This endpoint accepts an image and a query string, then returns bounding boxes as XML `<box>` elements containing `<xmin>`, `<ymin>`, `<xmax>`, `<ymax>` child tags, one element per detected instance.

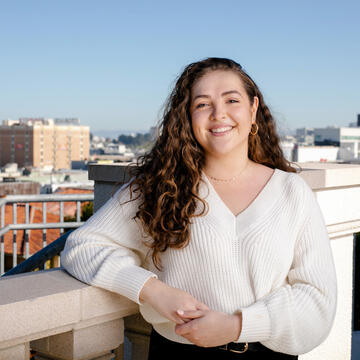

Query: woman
<box><xmin>61</xmin><ymin>58</ymin><xmax>337</xmax><ymax>359</ymax></box>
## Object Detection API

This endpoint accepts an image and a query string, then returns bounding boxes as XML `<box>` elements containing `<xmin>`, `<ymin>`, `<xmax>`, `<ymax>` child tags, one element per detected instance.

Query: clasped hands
<box><xmin>139</xmin><ymin>278</ymin><xmax>242</xmax><ymax>347</ymax></box>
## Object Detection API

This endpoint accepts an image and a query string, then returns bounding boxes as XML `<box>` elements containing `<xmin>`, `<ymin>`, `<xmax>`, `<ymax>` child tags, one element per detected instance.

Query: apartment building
<box><xmin>314</xmin><ymin>126</ymin><xmax>360</xmax><ymax>161</ymax></box>
<box><xmin>0</xmin><ymin>118</ymin><xmax>90</xmax><ymax>169</ymax></box>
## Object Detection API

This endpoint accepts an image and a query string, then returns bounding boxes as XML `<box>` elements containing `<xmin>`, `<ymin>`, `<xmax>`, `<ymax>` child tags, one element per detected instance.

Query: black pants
<box><xmin>148</xmin><ymin>329</ymin><xmax>298</xmax><ymax>360</ymax></box>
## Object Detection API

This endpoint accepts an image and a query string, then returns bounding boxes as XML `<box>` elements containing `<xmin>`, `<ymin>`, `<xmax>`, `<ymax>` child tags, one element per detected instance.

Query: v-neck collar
<box><xmin>199</xmin><ymin>168</ymin><xmax>282</xmax><ymax>230</ymax></box>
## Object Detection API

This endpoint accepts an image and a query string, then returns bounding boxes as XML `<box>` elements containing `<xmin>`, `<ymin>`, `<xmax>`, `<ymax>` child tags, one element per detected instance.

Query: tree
<box><xmin>64</xmin><ymin>201</ymin><xmax>94</xmax><ymax>232</ymax></box>
<box><xmin>81</xmin><ymin>202</ymin><xmax>93</xmax><ymax>221</ymax></box>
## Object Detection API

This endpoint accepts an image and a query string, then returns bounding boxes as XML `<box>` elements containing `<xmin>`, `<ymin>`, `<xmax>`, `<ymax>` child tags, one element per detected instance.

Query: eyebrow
<box><xmin>192</xmin><ymin>90</ymin><xmax>243</xmax><ymax>101</ymax></box>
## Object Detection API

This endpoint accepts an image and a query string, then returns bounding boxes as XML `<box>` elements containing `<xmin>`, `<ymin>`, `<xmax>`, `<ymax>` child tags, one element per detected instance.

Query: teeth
<box><xmin>210</xmin><ymin>126</ymin><xmax>232</xmax><ymax>133</ymax></box>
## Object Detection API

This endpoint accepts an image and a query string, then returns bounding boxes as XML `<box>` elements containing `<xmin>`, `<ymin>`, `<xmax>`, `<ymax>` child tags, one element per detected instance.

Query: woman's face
<box><xmin>190</xmin><ymin>70</ymin><xmax>258</xmax><ymax>160</ymax></box>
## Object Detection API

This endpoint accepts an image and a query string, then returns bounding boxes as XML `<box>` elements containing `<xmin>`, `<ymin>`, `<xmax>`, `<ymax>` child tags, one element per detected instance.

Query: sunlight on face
<box><xmin>190</xmin><ymin>70</ymin><xmax>258</xmax><ymax>160</ymax></box>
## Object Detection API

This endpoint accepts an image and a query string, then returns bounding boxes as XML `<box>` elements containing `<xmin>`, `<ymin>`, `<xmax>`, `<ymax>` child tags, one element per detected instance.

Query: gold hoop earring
<box><xmin>250</xmin><ymin>123</ymin><xmax>258</xmax><ymax>136</ymax></box>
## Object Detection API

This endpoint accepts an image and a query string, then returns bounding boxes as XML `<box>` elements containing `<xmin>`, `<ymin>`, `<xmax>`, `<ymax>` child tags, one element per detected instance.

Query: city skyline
<box><xmin>1</xmin><ymin>1</ymin><xmax>359</xmax><ymax>133</ymax></box>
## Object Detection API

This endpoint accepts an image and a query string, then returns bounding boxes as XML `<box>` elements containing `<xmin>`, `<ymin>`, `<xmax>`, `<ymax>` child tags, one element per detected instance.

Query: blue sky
<box><xmin>1</xmin><ymin>0</ymin><xmax>359</xmax><ymax>135</ymax></box>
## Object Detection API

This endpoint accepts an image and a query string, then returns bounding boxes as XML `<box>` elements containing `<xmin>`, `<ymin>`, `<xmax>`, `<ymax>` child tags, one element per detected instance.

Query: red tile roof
<box><xmin>2</xmin><ymin>188</ymin><xmax>93</xmax><ymax>256</ymax></box>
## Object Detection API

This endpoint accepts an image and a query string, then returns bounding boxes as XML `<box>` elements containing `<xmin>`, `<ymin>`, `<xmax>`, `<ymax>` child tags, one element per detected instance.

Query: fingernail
<box><xmin>177</xmin><ymin>309</ymin><xmax>184</xmax><ymax>315</ymax></box>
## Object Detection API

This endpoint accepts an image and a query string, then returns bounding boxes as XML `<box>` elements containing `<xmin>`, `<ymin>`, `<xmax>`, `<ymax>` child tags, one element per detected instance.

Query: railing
<box><xmin>0</xmin><ymin>193</ymin><xmax>94</xmax><ymax>275</ymax></box>
<box><xmin>2</xmin><ymin>231</ymin><xmax>72</xmax><ymax>277</ymax></box>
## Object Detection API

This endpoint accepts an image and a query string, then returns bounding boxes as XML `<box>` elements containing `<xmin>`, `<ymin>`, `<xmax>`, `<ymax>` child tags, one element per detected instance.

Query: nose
<box><xmin>210</xmin><ymin>101</ymin><xmax>226</xmax><ymax>121</ymax></box>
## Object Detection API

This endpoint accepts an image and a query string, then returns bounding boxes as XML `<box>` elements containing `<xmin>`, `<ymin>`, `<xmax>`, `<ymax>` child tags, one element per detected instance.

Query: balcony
<box><xmin>0</xmin><ymin>192</ymin><xmax>94</xmax><ymax>274</ymax></box>
<box><xmin>1</xmin><ymin>162</ymin><xmax>359</xmax><ymax>360</ymax></box>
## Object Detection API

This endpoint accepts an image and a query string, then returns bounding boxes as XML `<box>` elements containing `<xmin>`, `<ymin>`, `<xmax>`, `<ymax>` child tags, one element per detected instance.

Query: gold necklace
<box><xmin>206</xmin><ymin>163</ymin><xmax>249</xmax><ymax>183</ymax></box>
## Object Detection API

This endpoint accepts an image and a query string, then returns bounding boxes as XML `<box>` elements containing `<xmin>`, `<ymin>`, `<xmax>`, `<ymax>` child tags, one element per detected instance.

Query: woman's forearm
<box><xmin>138</xmin><ymin>277</ymin><xmax>209</xmax><ymax>324</ymax></box>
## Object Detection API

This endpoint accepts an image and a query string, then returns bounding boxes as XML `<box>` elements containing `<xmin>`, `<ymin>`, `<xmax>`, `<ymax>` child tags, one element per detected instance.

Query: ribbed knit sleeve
<box><xmin>60</xmin><ymin>184</ymin><xmax>157</xmax><ymax>304</ymax></box>
<box><xmin>237</xmin><ymin>182</ymin><xmax>337</xmax><ymax>355</ymax></box>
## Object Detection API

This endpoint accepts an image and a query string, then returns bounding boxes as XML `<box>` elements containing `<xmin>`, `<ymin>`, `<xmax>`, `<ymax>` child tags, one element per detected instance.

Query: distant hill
<box><xmin>92</xmin><ymin>129</ymin><xmax>148</xmax><ymax>139</ymax></box>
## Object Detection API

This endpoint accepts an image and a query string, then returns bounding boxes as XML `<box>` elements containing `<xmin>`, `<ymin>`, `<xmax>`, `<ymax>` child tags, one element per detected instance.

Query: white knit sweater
<box><xmin>60</xmin><ymin>168</ymin><xmax>337</xmax><ymax>355</ymax></box>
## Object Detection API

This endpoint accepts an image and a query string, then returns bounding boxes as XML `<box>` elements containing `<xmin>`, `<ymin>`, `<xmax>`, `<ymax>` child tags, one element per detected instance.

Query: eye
<box><xmin>195</xmin><ymin>103</ymin><xmax>208</xmax><ymax>109</ymax></box>
<box><xmin>227</xmin><ymin>99</ymin><xmax>239</xmax><ymax>104</ymax></box>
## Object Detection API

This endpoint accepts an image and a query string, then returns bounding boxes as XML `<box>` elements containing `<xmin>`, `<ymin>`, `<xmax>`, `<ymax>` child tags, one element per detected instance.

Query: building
<box><xmin>103</xmin><ymin>143</ymin><xmax>126</xmax><ymax>154</ymax></box>
<box><xmin>293</xmin><ymin>145</ymin><xmax>339</xmax><ymax>162</ymax></box>
<box><xmin>314</xmin><ymin>126</ymin><xmax>360</xmax><ymax>161</ymax></box>
<box><xmin>0</xmin><ymin>118</ymin><xmax>90</xmax><ymax>170</ymax></box>
<box><xmin>295</xmin><ymin>127</ymin><xmax>314</xmax><ymax>145</ymax></box>
<box><xmin>280</xmin><ymin>136</ymin><xmax>296</xmax><ymax>162</ymax></box>
<box><xmin>0</xmin><ymin>181</ymin><xmax>40</xmax><ymax>197</ymax></box>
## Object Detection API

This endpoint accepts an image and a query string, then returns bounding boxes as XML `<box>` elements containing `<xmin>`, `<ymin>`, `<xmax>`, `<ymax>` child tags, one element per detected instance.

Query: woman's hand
<box><xmin>175</xmin><ymin>309</ymin><xmax>242</xmax><ymax>347</ymax></box>
<box><xmin>139</xmin><ymin>278</ymin><xmax>209</xmax><ymax>324</ymax></box>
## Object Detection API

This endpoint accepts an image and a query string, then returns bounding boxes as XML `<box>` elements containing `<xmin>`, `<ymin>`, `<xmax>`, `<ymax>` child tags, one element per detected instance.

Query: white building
<box><xmin>314</xmin><ymin>126</ymin><xmax>360</xmax><ymax>161</ymax></box>
<box><xmin>103</xmin><ymin>143</ymin><xmax>127</xmax><ymax>155</ymax></box>
<box><xmin>294</xmin><ymin>145</ymin><xmax>339</xmax><ymax>163</ymax></box>
<box><xmin>280</xmin><ymin>139</ymin><xmax>295</xmax><ymax>162</ymax></box>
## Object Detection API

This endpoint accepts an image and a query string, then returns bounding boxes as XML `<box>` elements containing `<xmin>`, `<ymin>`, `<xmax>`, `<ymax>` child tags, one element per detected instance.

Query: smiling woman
<box><xmin>191</xmin><ymin>70</ymin><xmax>258</xmax><ymax>159</ymax></box>
<box><xmin>61</xmin><ymin>58</ymin><xmax>337</xmax><ymax>360</ymax></box>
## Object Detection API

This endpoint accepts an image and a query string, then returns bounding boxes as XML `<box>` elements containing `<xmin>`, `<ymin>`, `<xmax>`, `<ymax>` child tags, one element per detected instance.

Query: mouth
<box><xmin>209</xmin><ymin>126</ymin><xmax>234</xmax><ymax>134</ymax></box>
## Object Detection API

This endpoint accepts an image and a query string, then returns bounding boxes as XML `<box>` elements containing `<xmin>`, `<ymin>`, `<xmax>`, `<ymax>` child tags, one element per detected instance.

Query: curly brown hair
<box><xmin>127</xmin><ymin>57</ymin><xmax>296</xmax><ymax>269</ymax></box>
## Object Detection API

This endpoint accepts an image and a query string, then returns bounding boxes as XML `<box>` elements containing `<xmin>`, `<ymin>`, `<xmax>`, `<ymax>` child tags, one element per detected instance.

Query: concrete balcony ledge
<box><xmin>297</xmin><ymin>162</ymin><xmax>360</xmax><ymax>189</ymax></box>
<box><xmin>88</xmin><ymin>161</ymin><xmax>360</xmax><ymax>190</ymax></box>
<box><xmin>88</xmin><ymin>164</ymin><xmax>132</xmax><ymax>212</ymax></box>
<box><xmin>0</xmin><ymin>268</ymin><xmax>138</xmax><ymax>360</ymax></box>
<box><xmin>88</xmin><ymin>163</ymin><xmax>133</xmax><ymax>184</ymax></box>
<box><xmin>295</xmin><ymin>163</ymin><xmax>360</xmax><ymax>238</ymax></box>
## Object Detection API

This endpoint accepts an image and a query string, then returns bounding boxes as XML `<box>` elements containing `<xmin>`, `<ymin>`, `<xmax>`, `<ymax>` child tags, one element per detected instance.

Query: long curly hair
<box><xmin>128</xmin><ymin>57</ymin><xmax>296</xmax><ymax>269</ymax></box>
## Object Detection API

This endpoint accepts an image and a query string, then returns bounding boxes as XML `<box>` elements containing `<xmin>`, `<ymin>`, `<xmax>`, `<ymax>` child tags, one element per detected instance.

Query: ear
<box><xmin>251</xmin><ymin>96</ymin><xmax>259</xmax><ymax>123</ymax></box>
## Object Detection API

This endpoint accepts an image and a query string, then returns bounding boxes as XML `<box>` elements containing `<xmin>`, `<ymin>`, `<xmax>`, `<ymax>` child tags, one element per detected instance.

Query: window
<box><xmin>342</xmin><ymin>136</ymin><xmax>360</xmax><ymax>141</ymax></box>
